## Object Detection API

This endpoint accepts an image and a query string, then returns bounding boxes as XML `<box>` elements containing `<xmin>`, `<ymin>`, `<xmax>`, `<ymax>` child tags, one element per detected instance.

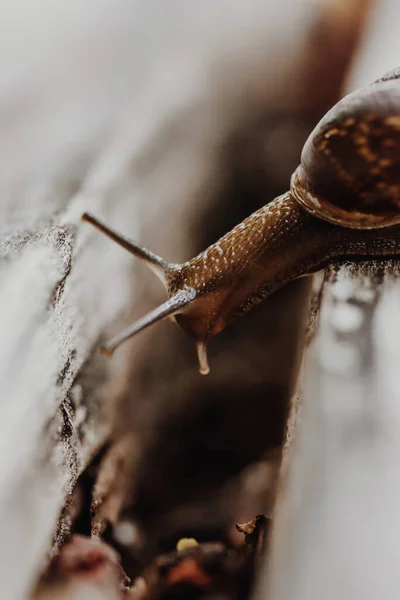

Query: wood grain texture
<box><xmin>259</xmin><ymin>261</ymin><xmax>400</xmax><ymax>600</ymax></box>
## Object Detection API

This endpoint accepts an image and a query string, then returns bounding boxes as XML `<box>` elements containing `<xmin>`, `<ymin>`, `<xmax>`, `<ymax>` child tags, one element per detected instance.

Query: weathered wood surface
<box><xmin>262</xmin><ymin>262</ymin><xmax>400</xmax><ymax>600</ymax></box>
<box><xmin>0</xmin><ymin>0</ymin><xmax>376</xmax><ymax>597</ymax></box>
<box><xmin>1</xmin><ymin>1</ymin><xmax>355</xmax><ymax>598</ymax></box>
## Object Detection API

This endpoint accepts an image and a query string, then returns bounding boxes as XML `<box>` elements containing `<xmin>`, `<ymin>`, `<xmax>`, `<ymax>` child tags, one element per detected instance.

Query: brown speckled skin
<box><xmin>173</xmin><ymin>192</ymin><xmax>400</xmax><ymax>344</ymax></box>
<box><xmin>297</xmin><ymin>73</ymin><xmax>400</xmax><ymax>228</ymax></box>
<box><xmin>171</xmin><ymin>69</ymin><xmax>400</xmax><ymax>345</ymax></box>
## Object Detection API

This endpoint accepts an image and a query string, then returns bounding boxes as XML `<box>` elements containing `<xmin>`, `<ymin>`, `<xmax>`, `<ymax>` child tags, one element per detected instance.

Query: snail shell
<box><xmin>291</xmin><ymin>69</ymin><xmax>400</xmax><ymax>229</ymax></box>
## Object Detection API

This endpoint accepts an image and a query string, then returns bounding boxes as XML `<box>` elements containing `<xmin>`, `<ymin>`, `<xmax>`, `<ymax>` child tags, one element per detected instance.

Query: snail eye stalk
<box><xmin>100</xmin><ymin>288</ymin><xmax>197</xmax><ymax>356</ymax></box>
<box><xmin>82</xmin><ymin>213</ymin><xmax>180</xmax><ymax>287</ymax></box>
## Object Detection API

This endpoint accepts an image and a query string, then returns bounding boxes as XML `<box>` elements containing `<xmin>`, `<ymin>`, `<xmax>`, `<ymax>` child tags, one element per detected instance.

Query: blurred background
<box><xmin>0</xmin><ymin>0</ymin><xmax>399</xmax><ymax>598</ymax></box>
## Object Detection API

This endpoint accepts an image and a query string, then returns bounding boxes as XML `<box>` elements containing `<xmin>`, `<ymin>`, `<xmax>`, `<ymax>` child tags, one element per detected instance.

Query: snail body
<box><xmin>83</xmin><ymin>68</ymin><xmax>400</xmax><ymax>374</ymax></box>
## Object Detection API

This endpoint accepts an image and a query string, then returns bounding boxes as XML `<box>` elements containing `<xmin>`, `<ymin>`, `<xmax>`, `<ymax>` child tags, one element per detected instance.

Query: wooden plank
<box><xmin>259</xmin><ymin>262</ymin><xmax>400</xmax><ymax>600</ymax></box>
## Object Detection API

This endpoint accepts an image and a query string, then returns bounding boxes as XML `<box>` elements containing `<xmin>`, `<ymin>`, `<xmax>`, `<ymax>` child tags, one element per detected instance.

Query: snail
<box><xmin>83</xmin><ymin>67</ymin><xmax>400</xmax><ymax>375</ymax></box>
